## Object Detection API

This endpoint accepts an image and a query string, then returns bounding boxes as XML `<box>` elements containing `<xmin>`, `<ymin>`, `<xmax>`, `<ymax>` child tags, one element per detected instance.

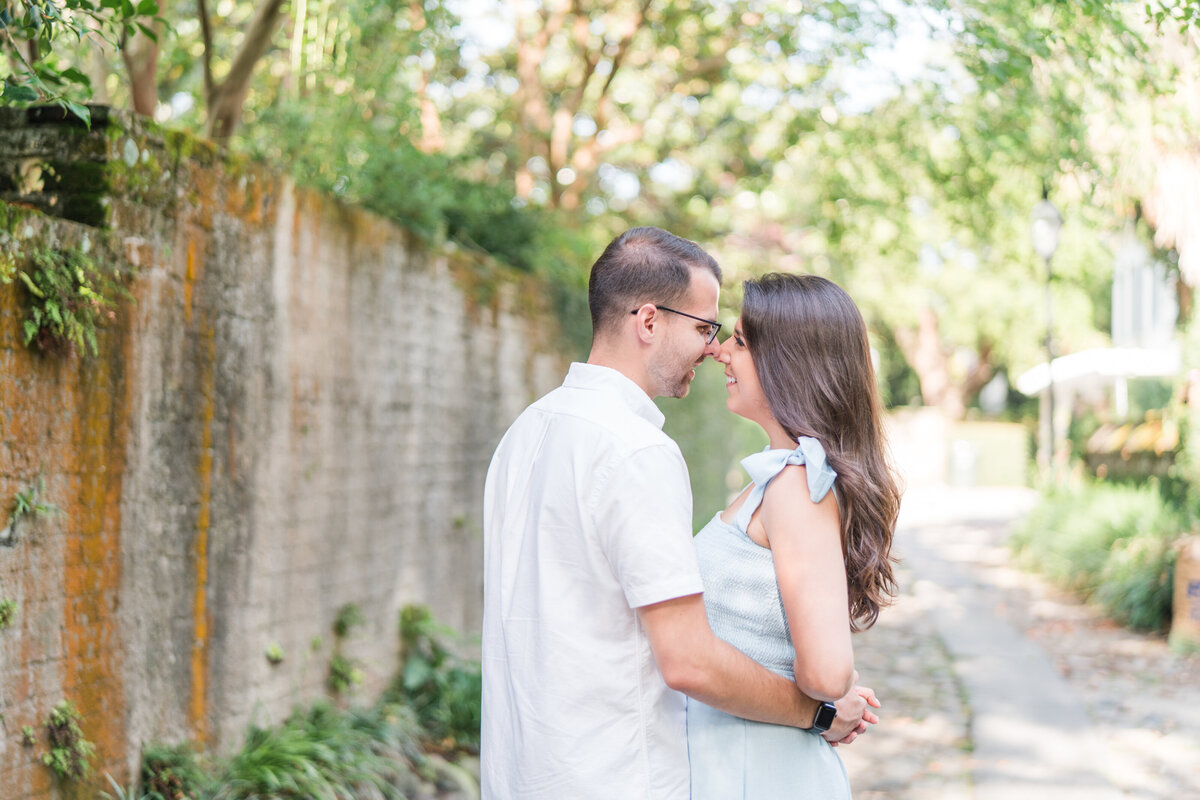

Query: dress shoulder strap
<box><xmin>732</xmin><ymin>436</ymin><xmax>838</xmax><ymax>533</ymax></box>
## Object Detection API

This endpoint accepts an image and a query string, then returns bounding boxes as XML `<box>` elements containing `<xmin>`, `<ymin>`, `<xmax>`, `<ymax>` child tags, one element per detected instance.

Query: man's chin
<box><xmin>674</xmin><ymin>369</ymin><xmax>697</xmax><ymax>398</ymax></box>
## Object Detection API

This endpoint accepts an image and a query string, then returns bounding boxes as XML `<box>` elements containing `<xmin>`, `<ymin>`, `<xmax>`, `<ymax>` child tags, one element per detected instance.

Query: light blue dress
<box><xmin>687</xmin><ymin>437</ymin><xmax>851</xmax><ymax>800</ymax></box>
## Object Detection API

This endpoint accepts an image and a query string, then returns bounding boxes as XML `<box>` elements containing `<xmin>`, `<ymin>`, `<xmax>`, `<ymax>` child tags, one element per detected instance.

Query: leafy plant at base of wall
<box><xmin>21</xmin><ymin>725</ymin><xmax>36</xmax><ymax>746</ymax></box>
<box><xmin>390</xmin><ymin>604</ymin><xmax>481</xmax><ymax>754</ymax></box>
<box><xmin>214</xmin><ymin>701</ymin><xmax>425</xmax><ymax>800</ymax></box>
<box><xmin>0</xmin><ymin>597</ymin><xmax>17</xmax><ymax>629</ymax></box>
<box><xmin>41</xmin><ymin>699</ymin><xmax>95</xmax><ymax>781</ymax></box>
<box><xmin>16</xmin><ymin>247</ymin><xmax>131</xmax><ymax>358</ymax></box>
<box><xmin>140</xmin><ymin>742</ymin><xmax>208</xmax><ymax>800</ymax></box>
<box><xmin>101</xmin><ymin>773</ymin><xmax>151</xmax><ymax>800</ymax></box>
<box><xmin>101</xmin><ymin>695</ymin><xmax>476</xmax><ymax>798</ymax></box>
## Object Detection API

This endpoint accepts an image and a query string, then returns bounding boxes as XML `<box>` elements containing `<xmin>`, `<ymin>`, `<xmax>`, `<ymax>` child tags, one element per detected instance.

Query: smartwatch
<box><xmin>811</xmin><ymin>702</ymin><xmax>837</xmax><ymax>733</ymax></box>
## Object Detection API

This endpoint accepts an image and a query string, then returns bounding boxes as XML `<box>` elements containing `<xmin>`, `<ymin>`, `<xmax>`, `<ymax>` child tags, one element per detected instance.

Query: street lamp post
<box><xmin>1031</xmin><ymin>191</ymin><xmax>1063</xmax><ymax>474</ymax></box>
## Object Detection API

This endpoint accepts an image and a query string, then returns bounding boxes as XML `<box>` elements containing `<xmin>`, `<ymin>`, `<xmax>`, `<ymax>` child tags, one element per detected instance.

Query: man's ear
<box><xmin>631</xmin><ymin>303</ymin><xmax>659</xmax><ymax>344</ymax></box>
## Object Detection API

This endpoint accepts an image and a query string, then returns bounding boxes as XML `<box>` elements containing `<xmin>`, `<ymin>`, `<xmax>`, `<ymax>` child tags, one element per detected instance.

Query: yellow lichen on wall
<box><xmin>0</xmin><ymin>258</ymin><xmax>133</xmax><ymax>793</ymax></box>
<box><xmin>191</xmin><ymin>321</ymin><xmax>215</xmax><ymax>744</ymax></box>
<box><xmin>63</xmin><ymin>329</ymin><xmax>131</xmax><ymax>789</ymax></box>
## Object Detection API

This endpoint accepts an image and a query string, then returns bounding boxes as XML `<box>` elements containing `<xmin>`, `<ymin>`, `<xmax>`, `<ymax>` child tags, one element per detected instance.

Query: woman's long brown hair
<box><xmin>742</xmin><ymin>273</ymin><xmax>901</xmax><ymax>631</ymax></box>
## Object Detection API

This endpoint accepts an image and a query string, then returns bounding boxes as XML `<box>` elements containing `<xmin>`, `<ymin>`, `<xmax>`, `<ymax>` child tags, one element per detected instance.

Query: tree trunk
<box><xmin>122</xmin><ymin>23</ymin><xmax>162</xmax><ymax>117</ymax></box>
<box><xmin>895</xmin><ymin>305</ymin><xmax>967</xmax><ymax>419</ymax></box>
<box><xmin>203</xmin><ymin>0</ymin><xmax>288</xmax><ymax>140</ymax></box>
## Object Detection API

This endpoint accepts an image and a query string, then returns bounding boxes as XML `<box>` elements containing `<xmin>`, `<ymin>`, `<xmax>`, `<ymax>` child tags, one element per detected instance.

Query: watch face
<box><xmin>814</xmin><ymin>703</ymin><xmax>838</xmax><ymax>731</ymax></box>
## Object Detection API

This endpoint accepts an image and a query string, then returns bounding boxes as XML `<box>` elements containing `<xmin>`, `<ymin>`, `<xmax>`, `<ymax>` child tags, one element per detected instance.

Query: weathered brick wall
<box><xmin>0</xmin><ymin>107</ymin><xmax>566</xmax><ymax>797</ymax></box>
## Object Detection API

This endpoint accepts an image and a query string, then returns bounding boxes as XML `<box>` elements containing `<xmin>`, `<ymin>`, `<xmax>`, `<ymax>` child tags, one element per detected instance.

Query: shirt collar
<box><xmin>564</xmin><ymin>362</ymin><xmax>666</xmax><ymax>429</ymax></box>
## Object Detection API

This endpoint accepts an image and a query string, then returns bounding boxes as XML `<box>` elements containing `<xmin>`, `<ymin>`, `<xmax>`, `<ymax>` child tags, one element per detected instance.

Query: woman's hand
<box><xmin>823</xmin><ymin>683</ymin><xmax>881</xmax><ymax>746</ymax></box>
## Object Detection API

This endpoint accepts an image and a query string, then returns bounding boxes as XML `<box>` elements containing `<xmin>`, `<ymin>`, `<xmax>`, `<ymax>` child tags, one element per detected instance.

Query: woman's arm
<box><xmin>758</xmin><ymin>464</ymin><xmax>855</xmax><ymax>701</ymax></box>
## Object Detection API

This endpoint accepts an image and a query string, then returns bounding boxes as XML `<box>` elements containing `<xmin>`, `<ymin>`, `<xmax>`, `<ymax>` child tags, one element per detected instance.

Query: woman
<box><xmin>687</xmin><ymin>273</ymin><xmax>901</xmax><ymax>798</ymax></box>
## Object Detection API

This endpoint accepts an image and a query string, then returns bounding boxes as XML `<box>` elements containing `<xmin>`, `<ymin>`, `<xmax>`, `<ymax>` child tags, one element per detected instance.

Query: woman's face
<box><xmin>716</xmin><ymin>317</ymin><xmax>774</xmax><ymax>427</ymax></box>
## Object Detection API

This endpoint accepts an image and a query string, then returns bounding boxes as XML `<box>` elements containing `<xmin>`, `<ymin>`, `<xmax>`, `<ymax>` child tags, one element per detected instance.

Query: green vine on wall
<box><xmin>1</xmin><ymin>477</ymin><xmax>59</xmax><ymax>546</ymax></box>
<box><xmin>14</xmin><ymin>246</ymin><xmax>131</xmax><ymax>358</ymax></box>
<box><xmin>327</xmin><ymin>603</ymin><xmax>365</xmax><ymax>696</ymax></box>
<box><xmin>0</xmin><ymin>598</ymin><xmax>17</xmax><ymax>629</ymax></box>
<box><xmin>41</xmin><ymin>699</ymin><xmax>95</xmax><ymax>782</ymax></box>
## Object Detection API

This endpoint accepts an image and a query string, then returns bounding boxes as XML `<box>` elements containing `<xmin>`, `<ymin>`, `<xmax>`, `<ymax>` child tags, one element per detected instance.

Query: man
<box><xmin>482</xmin><ymin>227</ymin><xmax>872</xmax><ymax>799</ymax></box>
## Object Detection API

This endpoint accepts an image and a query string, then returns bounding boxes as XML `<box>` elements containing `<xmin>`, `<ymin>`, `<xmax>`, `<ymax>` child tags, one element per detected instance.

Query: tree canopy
<box><xmin>3</xmin><ymin>0</ymin><xmax>1197</xmax><ymax>421</ymax></box>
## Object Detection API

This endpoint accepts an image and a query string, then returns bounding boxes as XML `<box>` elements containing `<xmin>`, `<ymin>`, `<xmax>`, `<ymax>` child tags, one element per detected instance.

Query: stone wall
<box><xmin>0</xmin><ymin>107</ymin><xmax>566</xmax><ymax>797</ymax></box>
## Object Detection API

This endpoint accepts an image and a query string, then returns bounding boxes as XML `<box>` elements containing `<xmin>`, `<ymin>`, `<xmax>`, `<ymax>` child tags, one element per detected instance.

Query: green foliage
<box><xmin>264</xmin><ymin>642</ymin><xmax>284</xmax><ymax>665</ymax></box>
<box><xmin>233</xmin><ymin>0</ymin><xmax>595</xmax><ymax>350</ymax></box>
<box><xmin>94</xmin><ymin>610</ymin><xmax>487</xmax><ymax>798</ymax></box>
<box><xmin>21</xmin><ymin>725</ymin><xmax>35</xmax><ymax>746</ymax></box>
<box><xmin>247</xmin><ymin>98</ymin><xmax>591</xmax><ymax>348</ymax></box>
<box><xmin>1144</xmin><ymin>0</ymin><xmax>1200</xmax><ymax>33</ymax></box>
<box><xmin>390</xmin><ymin>605</ymin><xmax>481</xmax><ymax>754</ymax></box>
<box><xmin>328</xmin><ymin>603</ymin><xmax>365</xmax><ymax>695</ymax></box>
<box><xmin>332</xmin><ymin>603</ymin><xmax>365</xmax><ymax>639</ymax></box>
<box><xmin>101</xmin><ymin>703</ymin><xmax>441</xmax><ymax>800</ymax></box>
<box><xmin>214</xmin><ymin>702</ymin><xmax>424</xmax><ymax>800</ymax></box>
<box><xmin>4</xmin><ymin>477</ymin><xmax>59</xmax><ymax>545</ymax></box>
<box><xmin>1095</xmin><ymin>531</ymin><xmax>1177</xmax><ymax>632</ymax></box>
<box><xmin>1011</xmin><ymin>480</ymin><xmax>1182</xmax><ymax>631</ymax></box>
<box><xmin>10</xmin><ymin>478</ymin><xmax>57</xmax><ymax>521</ymax></box>
<box><xmin>327</xmin><ymin>652</ymin><xmax>364</xmax><ymax>696</ymax></box>
<box><xmin>41</xmin><ymin>699</ymin><xmax>95</xmax><ymax>781</ymax></box>
<box><xmin>101</xmin><ymin>772</ymin><xmax>153</xmax><ymax>800</ymax></box>
<box><xmin>137</xmin><ymin>742</ymin><xmax>207</xmax><ymax>800</ymax></box>
<box><xmin>16</xmin><ymin>247</ymin><xmax>131</xmax><ymax>358</ymax></box>
<box><xmin>0</xmin><ymin>597</ymin><xmax>17</xmax><ymax>629</ymax></box>
<box><xmin>0</xmin><ymin>0</ymin><xmax>163</xmax><ymax>125</ymax></box>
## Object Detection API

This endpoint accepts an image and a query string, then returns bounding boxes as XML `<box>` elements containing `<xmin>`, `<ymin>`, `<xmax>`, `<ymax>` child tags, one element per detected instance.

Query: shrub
<box><xmin>1095</xmin><ymin>533</ymin><xmax>1176</xmax><ymax>632</ymax></box>
<box><xmin>103</xmin><ymin>611</ymin><xmax>482</xmax><ymax>798</ymax></box>
<box><xmin>391</xmin><ymin>605</ymin><xmax>482</xmax><ymax>754</ymax></box>
<box><xmin>1011</xmin><ymin>480</ymin><xmax>1182</xmax><ymax>631</ymax></box>
<box><xmin>213</xmin><ymin>702</ymin><xmax>423</xmax><ymax>800</ymax></box>
<box><xmin>140</xmin><ymin>742</ymin><xmax>207</xmax><ymax>800</ymax></box>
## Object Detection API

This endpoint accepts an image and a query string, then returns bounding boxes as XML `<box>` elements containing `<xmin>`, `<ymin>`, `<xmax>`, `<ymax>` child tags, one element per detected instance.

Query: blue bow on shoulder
<box><xmin>740</xmin><ymin>436</ymin><xmax>837</xmax><ymax>503</ymax></box>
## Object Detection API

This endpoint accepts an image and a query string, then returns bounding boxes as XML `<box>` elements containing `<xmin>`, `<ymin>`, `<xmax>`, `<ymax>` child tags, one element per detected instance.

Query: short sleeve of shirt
<box><xmin>592</xmin><ymin>444</ymin><xmax>704</xmax><ymax>608</ymax></box>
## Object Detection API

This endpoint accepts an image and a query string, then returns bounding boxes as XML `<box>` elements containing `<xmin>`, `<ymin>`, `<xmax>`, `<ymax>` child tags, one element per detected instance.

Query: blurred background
<box><xmin>10</xmin><ymin>0</ymin><xmax>1197</xmax><ymax>517</ymax></box>
<box><xmin>1</xmin><ymin>0</ymin><xmax>1198</xmax><ymax>797</ymax></box>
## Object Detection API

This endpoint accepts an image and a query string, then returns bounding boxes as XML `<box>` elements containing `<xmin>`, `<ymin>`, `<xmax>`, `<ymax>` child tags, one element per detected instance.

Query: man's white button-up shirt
<box><xmin>482</xmin><ymin>362</ymin><xmax>704</xmax><ymax>800</ymax></box>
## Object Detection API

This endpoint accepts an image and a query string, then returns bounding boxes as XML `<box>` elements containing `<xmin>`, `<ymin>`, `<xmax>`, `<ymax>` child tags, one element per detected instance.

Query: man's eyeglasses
<box><xmin>630</xmin><ymin>305</ymin><xmax>722</xmax><ymax>345</ymax></box>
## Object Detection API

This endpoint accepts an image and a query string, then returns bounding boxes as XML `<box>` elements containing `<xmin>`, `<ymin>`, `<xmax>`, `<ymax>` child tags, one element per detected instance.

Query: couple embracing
<box><xmin>481</xmin><ymin>227</ymin><xmax>901</xmax><ymax>799</ymax></box>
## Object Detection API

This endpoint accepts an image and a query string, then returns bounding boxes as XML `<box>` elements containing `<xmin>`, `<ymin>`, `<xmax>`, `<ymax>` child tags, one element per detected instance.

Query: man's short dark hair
<box><xmin>587</xmin><ymin>227</ymin><xmax>722</xmax><ymax>339</ymax></box>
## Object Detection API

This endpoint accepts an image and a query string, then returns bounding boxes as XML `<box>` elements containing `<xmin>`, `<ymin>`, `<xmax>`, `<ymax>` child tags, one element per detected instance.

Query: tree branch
<box><xmin>198</xmin><ymin>0</ymin><xmax>214</xmax><ymax>104</ymax></box>
<box><xmin>120</xmin><ymin>2</ymin><xmax>166</xmax><ymax>117</ymax></box>
<box><xmin>595</xmin><ymin>0</ymin><xmax>651</xmax><ymax>110</ymax></box>
<box><xmin>962</xmin><ymin>339</ymin><xmax>996</xmax><ymax>399</ymax></box>
<box><xmin>220</xmin><ymin>0</ymin><xmax>287</xmax><ymax>104</ymax></box>
<box><xmin>206</xmin><ymin>0</ymin><xmax>288</xmax><ymax>138</ymax></box>
<box><xmin>563</xmin><ymin>0</ymin><xmax>599</xmax><ymax>114</ymax></box>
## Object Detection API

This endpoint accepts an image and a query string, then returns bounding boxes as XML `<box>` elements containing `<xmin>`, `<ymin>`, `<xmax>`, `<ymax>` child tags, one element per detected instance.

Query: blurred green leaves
<box><xmin>0</xmin><ymin>0</ymin><xmax>163</xmax><ymax>125</ymax></box>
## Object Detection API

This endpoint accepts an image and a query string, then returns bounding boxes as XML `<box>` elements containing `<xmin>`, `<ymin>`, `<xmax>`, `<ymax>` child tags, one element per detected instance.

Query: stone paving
<box><xmin>839</xmin><ymin>551</ymin><xmax>973</xmax><ymax>799</ymax></box>
<box><xmin>841</xmin><ymin>488</ymin><xmax>1200</xmax><ymax>799</ymax></box>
